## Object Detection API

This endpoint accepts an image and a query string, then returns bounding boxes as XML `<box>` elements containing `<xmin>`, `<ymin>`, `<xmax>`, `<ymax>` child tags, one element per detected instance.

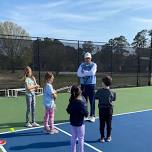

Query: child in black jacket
<box><xmin>95</xmin><ymin>76</ymin><xmax>116</xmax><ymax>143</ymax></box>
<box><xmin>67</xmin><ymin>85</ymin><xmax>88</xmax><ymax>152</ymax></box>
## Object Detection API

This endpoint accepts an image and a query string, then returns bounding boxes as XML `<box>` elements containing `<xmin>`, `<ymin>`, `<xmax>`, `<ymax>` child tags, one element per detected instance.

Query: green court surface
<box><xmin>0</xmin><ymin>86</ymin><xmax>152</xmax><ymax>133</ymax></box>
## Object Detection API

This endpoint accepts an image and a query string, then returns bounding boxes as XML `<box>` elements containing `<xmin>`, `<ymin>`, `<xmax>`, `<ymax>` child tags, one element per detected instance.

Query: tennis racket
<box><xmin>55</xmin><ymin>86</ymin><xmax>71</xmax><ymax>93</ymax></box>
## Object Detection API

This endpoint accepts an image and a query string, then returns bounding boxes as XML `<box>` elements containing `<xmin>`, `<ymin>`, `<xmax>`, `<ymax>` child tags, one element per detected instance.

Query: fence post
<box><xmin>148</xmin><ymin>36</ymin><xmax>152</xmax><ymax>86</ymax></box>
<box><xmin>37</xmin><ymin>37</ymin><xmax>41</xmax><ymax>86</ymax></box>
<box><xmin>77</xmin><ymin>40</ymin><xmax>80</xmax><ymax>68</ymax></box>
<box><xmin>137</xmin><ymin>52</ymin><xmax>140</xmax><ymax>86</ymax></box>
<box><xmin>110</xmin><ymin>46</ymin><xmax>113</xmax><ymax>77</ymax></box>
<box><xmin>77</xmin><ymin>40</ymin><xmax>80</xmax><ymax>84</ymax></box>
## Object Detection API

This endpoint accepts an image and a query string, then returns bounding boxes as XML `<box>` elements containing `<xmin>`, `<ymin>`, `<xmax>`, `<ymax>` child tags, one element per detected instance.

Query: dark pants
<box><xmin>99</xmin><ymin>107</ymin><xmax>113</xmax><ymax>138</ymax></box>
<box><xmin>81</xmin><ymin>84</ymin><xmax>95</xmax><ymax>117</ymax></box>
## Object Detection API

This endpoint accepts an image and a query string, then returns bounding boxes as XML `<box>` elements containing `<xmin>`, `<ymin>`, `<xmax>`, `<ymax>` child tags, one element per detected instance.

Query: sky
<box><xmin>0</xmin><ymin>0</ymin><xmax>152</xmax><ymax>43</ymax></box>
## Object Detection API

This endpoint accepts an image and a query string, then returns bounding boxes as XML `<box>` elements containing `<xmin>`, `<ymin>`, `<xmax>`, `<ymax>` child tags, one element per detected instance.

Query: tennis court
<box><xmin>0</xmin><ymin>86</ymin><xmax>152</xmax><ymax>152</ymax></box>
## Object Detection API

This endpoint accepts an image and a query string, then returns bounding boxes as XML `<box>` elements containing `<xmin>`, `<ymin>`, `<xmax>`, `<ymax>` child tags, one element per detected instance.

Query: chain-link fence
<box><xmin>0</xmin><ymin>34</ymin><xmax>152</xmax><ymax>90</ymax></box>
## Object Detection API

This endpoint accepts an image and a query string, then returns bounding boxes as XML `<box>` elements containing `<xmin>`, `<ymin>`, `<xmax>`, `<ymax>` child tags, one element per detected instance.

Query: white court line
<box><xmin>0</xmin><ymin>122</ymin><xmax>70</xmax><ymax>135</ymax></box>
<box><xmin>0</xmin><ymin>126</ymin><xmax>43</xmax><ymax>135</ymax></box>
<box><xmin>113</xmin><ymin>108</ymin><xmax>152</xmax><ymax>117</ymax></box>
<box><xmin>55</xmin><ymin>121</ymin><xmax>70</xmax><ymax>126</ymax></box>
<box><xmin>55</xmin><ymin>126</ymin><xmax>103</xmax><ymax>152</ymax></box>
<box><xmin>0</xmin><ymin>145</ymin><xmax>7</xmax><ymax>152</ymax></box>
<box><xmin>1</xmin><ymin>108</ymin><xmax>152</xmax><ymax>135</ymax></box>
<box><xmin>0</xmin><ymin>109</ymin><xmax>152</xmax><ymax>152</ymax></box>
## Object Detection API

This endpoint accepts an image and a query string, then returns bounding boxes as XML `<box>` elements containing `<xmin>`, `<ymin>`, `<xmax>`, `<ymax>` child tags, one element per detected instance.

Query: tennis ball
<box><xmin>10</xmin><ymin>128</ymin><xmax>15</xmax><ymax>132</ymax></box>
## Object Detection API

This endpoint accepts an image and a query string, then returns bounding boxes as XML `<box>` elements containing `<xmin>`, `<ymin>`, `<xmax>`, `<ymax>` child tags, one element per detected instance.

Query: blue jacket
<box><xmin>66</xmin><ymin>99</ymin><xmax>88</xmax><ymax>126</ymax></box>
<box><xmin>77</xmin><ymin>62</ymin><xmax>97</xmax><ymax>85</ymax></box>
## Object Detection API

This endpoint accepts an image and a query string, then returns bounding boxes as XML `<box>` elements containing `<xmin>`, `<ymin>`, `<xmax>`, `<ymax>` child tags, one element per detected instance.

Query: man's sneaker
<box><xmin>26</xmin><ymin>122</ymin><xmax>32</xmax><ymax>128</ymax></box>
<box><xmin>89</xmin><ymin>116</ymin><xmax>95</xmax><ymax>122</ymax></box>
<box><xmin>84</xmin><ymin>117</ymin><xmax>89</xmax><ymax>121</ymax></box>
<box><xmin>106</xmin><ymin>136</ymin><xmax>112</xmax><ymax>142</ymax></box>
<box><xmin>31</xmin><ymin>122</ymin><xmax>40</xmax><ymax>127</ymax></box>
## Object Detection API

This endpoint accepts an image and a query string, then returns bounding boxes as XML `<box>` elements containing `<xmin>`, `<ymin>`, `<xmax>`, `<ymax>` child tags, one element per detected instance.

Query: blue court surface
<box><xmin>1</xmin><ymin>110</ymin><xmax>152</xmax><ymax>152</ymax></box>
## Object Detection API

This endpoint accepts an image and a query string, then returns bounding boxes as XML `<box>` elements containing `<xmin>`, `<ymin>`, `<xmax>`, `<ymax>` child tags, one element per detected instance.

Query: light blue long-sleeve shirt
<box><xmin>43</xmin><ymin>83</ymin><xmax>55</xmax><ymax>108</ymax></box>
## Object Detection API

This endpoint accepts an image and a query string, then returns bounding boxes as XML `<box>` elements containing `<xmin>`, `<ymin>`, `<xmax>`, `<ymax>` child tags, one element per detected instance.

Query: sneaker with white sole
<box><xmin>106</xmin><ymin>136</ymin><xmax>112</xmax><ymax>142</ymax></box>
<box><xmin>26</xmin><ymin>122</ymin><xmax>32</xmax><ymax>128</ymax></box>
<box><xmin>89</xmin><ymin>116</ymin><xmax>95</xmax><ymax>122</ymax></box>
<box><xmin>44</xmin><ymin>126</ymin><xmax>51</xmax><ymax>133</ymax></box>
<box><xmin>84</xmin><ymin>117</ymin><xmax>89</xmax><ymax>121</ymax></box>
<box><xmin>99</xmin><ymin>138</ymin><xmax>105</xmax><ymax>143</ymax></box>
<box><xmin>50</xmin><ymin>128</ymin><xmax>59</xmax><ymax>134</ymax></box>
<box><xmin>31</xmin><ymin>122</ymin><xmax>40</xmax><ymax>127</ymax></box>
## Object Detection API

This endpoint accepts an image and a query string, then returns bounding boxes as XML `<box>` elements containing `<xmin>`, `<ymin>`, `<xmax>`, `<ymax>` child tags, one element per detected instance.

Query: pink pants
<box><xmin>44</xmin><ymin>107</ymin><xmax>54</xmax><ymax>130</ymax></box>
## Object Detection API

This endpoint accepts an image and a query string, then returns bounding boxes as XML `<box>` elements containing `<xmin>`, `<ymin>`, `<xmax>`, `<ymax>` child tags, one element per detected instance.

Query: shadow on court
<box><xmin>9</xmin><ymin>141</ymin><xmax>70</xmax><ymax>150</ymax></box>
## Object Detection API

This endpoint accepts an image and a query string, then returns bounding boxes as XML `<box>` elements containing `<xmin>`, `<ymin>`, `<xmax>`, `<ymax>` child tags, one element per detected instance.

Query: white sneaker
<box><xmin>84</xmin><ymin>117</ymin><xmax>89</xmax><ymax>121</ymax></box>
<box><xmin>26</xmin><ymin>122</ymin><xmax>32</xmax><ymax>128</ymax></box>
<box><xmin>50</xmin><ymin>128</ymin><xmax>59</xmax><ymax>134</ymax></box>
<box><xmin>89</xmin><ymin>116</ymin><xmax>95</xmax><ymax>122</ymax></box>
<box><xmin>99</xmin><ymin>138</ymin><xmax>105</xmax><ymax>143</ymax></box>
<box><xmin>106</xmin><ymin>136</ymin><xmax>112</xmax><ymax>142</ymax></box>
<box><xmin>31</xmin><ymin>122</ymin><xmax>40</xmax><ymax>127</ymax></box>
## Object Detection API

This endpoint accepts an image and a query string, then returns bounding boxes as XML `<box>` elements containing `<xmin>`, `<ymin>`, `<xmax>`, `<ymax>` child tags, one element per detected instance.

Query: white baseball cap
<box><xmin>84</xmin><ymin>52</ymin><xmax>92</xmax><ymax>58</ymax></box>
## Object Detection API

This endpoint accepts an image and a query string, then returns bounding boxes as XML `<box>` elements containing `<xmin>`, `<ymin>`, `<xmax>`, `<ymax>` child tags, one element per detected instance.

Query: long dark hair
<box><xmin>69</xmin><ymin>85</ymin><xmax>81</xmax><ymax>102</ymax></box>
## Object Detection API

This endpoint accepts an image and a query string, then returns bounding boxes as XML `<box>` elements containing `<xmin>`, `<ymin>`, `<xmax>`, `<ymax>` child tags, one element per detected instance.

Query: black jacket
<box><xmin>95</xmin><ymin>88</ymin><xmax>116</xmax><ymax>108</ymax></box>
<box><xmin>66</xmin><ymin>99</ymin><xmax>88</xmax><ymax>126</ymax></box>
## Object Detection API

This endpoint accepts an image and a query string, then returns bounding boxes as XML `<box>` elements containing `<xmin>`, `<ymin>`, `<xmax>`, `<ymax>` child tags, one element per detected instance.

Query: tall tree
<box><xmin>148</xmin><ymin>30</ymin><xmax>152</xmax><ymax>48</ymax></box>
<box><xmin>82</xmin><ymin>41</ymin><xmax>94</xmax><ymax>54</ymax></box>
<box><xmin>0</xmin><ymin>21</ymin><xmax>30</xmax><ymax>72</ymax></box>
<box><xmin>106</xmin><ymin>36</ymin><xmax>130</xmax><ymax>72</ymax></box>
<box><xmin>132</xmin><ymin>30</ymin><xmax>148</xmax><ymax>48</ymax></box>
<box><xmin>108</xmin><ymin>36</ymin><xmax>130</xmax><ymax>48</ymax></box>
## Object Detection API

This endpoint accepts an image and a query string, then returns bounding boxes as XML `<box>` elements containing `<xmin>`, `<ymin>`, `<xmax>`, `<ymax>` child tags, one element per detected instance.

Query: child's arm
<box><xmin>81</xmin><ymin>102</ymin><xmax>89</xmax><ymax>117</ymax></box>
<box><xmin>84</xmin><ymin>103</ymin><xmax>89</xmax><ymax>117</ymax></box>
<box><xmin>66</xmin><ymin>103</ymin><xmax>71</xmax><ymax>114</ymax></box>
<box><xmin>25</xmin><ymin>82</ymin><xmax>39</xmax><ymax>92</ymax></box>
<box><xmin>32</xmin><ymin>76</ymin><xmax>40</xmax><ymax>89</ymax></box>
<box><xmin>52</xmin><ymin>90</ymin><xmax>57</xmax><ymax>100</ymax></box>
<box><xmin>95</xmin><ymin>90</ymin><xmax>100</xmax><ymax>99</ymax></box>
<box><xmin>112</xmin><ymin>92</ymin><xmax>116</xmax><ymax>101</ymax></box>
<box><xmin>48</xmin><ymin>85</ymin><xmax>57</xmax><ymax>100</ymax></box>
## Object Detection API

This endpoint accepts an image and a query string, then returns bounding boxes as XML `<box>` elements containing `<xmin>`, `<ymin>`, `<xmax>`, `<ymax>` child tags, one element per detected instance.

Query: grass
<box><xmin>0</xmin><ymin>93</ymin><xmax>70</xmax><ymax>133</ymax></box>
<box><xmin>0</xmin><ymin>86</ymin><xmax>152</xmax><ymax>133</ymax></box>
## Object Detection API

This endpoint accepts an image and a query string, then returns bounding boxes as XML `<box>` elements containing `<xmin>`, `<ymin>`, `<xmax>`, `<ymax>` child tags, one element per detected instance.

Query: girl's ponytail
<box><xmin>69</xmin><ymin>85</ymin><xmax>81</xmax><ymax>102</ymax></box>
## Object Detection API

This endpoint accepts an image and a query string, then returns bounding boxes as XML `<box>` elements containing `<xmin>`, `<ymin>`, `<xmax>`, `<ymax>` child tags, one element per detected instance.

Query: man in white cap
<box><xmin>77</xmin><ymin>52</ymin><xmax>97</xmax><ymax>122</ymax></box>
